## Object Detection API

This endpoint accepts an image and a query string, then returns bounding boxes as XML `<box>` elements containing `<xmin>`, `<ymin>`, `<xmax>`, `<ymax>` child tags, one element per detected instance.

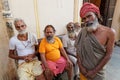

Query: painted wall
<box><xmin>10</xmin><ymin>0</ymin><xmax>37</xmax><ymax>36</ymax></box>
<box><xmin>38</xmin><ymin>0</ymin><xmax>74</xmax><ymax>37</ymax></box>
<box><xmin>111</xmin><ymin>0</ymin><xmax>120</xmax><ymax>41</ymax></box>
<box><xmin>0</xmin><ymin>12</ymin><xmax>17</xmax><ymax>80</ymax></box>
<box><xmin>0</xmin><ymin>0</ymin><xmax>82</xmax><ymax>79</ymax></box>
<box><xmin>9</xmin><ymin>0</ymin><xmax>78</xmax><ymax>38</ymax></box>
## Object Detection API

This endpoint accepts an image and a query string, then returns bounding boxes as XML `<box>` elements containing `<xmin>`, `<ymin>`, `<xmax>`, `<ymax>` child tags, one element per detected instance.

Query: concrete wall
<box><xmin>111</xmin><ymin>0</ymin><xmax>120</xmax><ymax>41</ymax></box>
<box><xmin>38</xmin><ymin>0</ymin><xmax>74</xmax><ymax>37</ymax></box>
<box><xmin>9</xmin><ymin>0</ymin><xmax>82</xmax><ymax>38</ymax></box>
<box><xmin>9</xmin><ymin>0</ymin><xmax>37</xmax><ymax>37</ymax></box>
<box><xmin>0</xmin><ymin>0</ymin><xmax>83</xmax><ymax>79</ymax></box>
<box><xmin>0</xmin><ymin>12</ymin><xmax>17</xmax><ymax>80</ymax></box>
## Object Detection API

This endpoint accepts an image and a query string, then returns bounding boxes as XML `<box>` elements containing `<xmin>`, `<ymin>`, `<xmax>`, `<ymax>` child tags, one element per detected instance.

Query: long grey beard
<box><xmin>86</xmin><ymin>18</ymin><xmax>99</xmax><ymax>32</ymax></box>
<box><xmin>47</xmin><ymin>39</ymin><xmax>54</xmax><ymax>43</ymax></box>
<box><xmin>18</xmin><ymin>30</ymin><xmax>27</xmax><ymax>34</ymax></box>
<box><xmin>46</xmin><ymin>36</ymin><xmax>54</xmax><ymax>43</ymax></box>
<box><xmin>87</xmin><ymin>23</ymin><xmax>99</xmax><ymax>32</ymax></box>
<box><xmin>75</xmin><ymin>28</ymin><xmax>81</xmax><ymax>32</ymax></box>
<box><xmin>68</xmin><ymin>32</ymin><xmax>76</xmax><ymax>38</ymax></box>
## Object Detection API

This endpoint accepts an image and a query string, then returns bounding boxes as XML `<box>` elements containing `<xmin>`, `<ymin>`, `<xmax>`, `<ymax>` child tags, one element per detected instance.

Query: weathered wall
<box><xmin>111</xmin><ymin>0</ymin><xmax>120</xmax><ymax>41</ymax></box>
<box><xmin>0</xmin><ymin>12</ymin><xmax>17</xmax><ymax>80</ymax></box>
<box><xmin>9</xmin><ymin>0</ymin><xmax>82</xmax><ymax>38</ymax></box>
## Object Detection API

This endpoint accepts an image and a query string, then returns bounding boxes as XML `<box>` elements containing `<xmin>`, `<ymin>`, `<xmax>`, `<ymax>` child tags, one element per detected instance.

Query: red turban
<box><xmin>80</xmin><ymin>2</ymin><xmax>100</xmax><ymax>18</ymax></box>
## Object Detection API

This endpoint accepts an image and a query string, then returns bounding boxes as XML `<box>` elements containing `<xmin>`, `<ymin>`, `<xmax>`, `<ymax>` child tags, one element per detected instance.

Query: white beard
<box><xmin>86</xmin><ymin>18</ymin><xmax>99</xmax><ymax>32</ymax></box>
<box><xmin>46</xmin><ymin>36</ymin><xmax>54</xmax><ymax>43</ymax></box>
<box><xmin>68</xmin><ymin>31</ymin><xmax>76</xmax><ymax>38</ymax></box>
<box><xmin>18</xmin><ymin>30</ymin><xmax>27</xmax><ymax>34</ymax></box>
<box><xmin>87</xmin><ymin>23</ymin><xmax>98</xmax><ymax>32</ymax></box>
<box><xmin>47</xmin><ymin>38</ymin><xmax>54</xmax><ymax>43</ymax></box>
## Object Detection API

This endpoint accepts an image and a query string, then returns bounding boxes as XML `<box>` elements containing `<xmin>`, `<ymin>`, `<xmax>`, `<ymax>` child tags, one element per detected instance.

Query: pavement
<box><xmin>60</xmin><ymin>45</ymin><xmax>120</xmax><ymax>80</ymax></box>
<box><xmin>106</xmin><ymin>45</ymin><xmax>120</xmax><ymax>80</ymax></box>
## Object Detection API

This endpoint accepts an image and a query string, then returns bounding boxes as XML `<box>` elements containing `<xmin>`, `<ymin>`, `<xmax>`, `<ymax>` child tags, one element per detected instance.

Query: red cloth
<box><xmin>47</xmin><ymin>56</ymin><xmax>66</xmax><ymax>76</ymax></box>
<box><xmin>80</xmin><ymin>2</ymin><xmax>100</xmax><ymax>18</ymax></box>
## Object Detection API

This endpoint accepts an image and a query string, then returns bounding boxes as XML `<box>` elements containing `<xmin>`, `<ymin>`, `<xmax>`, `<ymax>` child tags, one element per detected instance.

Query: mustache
<box><xmin>68</xmin><ymin>30</ymin><xmax>74</xmax><ymax>33</ymax></box>
<box><xmin>46</xmin><ymin>36</ymin><xmax>53</xmax><ymax>40</ymax></box>
<box><xmin>86</xmin><ymin>22</ymin><xmax>93</xmax><ymax>27</ymax></box>
<box><xmin>18</xmin><ymin>30</ymin><xmax>27</xmax><ymax>34</ymax></box>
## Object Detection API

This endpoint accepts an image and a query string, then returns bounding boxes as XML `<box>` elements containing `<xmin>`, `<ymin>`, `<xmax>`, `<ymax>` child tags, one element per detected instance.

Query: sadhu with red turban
<box><xmin>75</xmin><ymin>2</ymin><xmax>115</xmax><ymax>80</ymax></box>
<box><xmin>80</xmin><ymin>2</ymin><xmax>102</xmax><ymax>23</ymax></box>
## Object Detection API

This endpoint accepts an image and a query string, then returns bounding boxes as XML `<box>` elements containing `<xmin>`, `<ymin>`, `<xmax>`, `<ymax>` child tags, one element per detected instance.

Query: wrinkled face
<box><xmin>68</xmin><ymin>32</ymin><xmax>76</xmax><ymax>38</ymax></box>
<box><xmin>74</xmin><ymin>23</ymin><xmax>81</xmax><ymax>30</ymax></box>
<box><xmin>67</xmin><ymin>23</ymin><xmax>75</xmax><ymax>33</ymax></box>
<box><xmin>67</xmin><ymin>24</ymin><xmax>76</xmax><ymax>38</ymax></box>
<box><xmin>82</xmin><ymin>12</ymin><xmax>99</xmax><ymax>32</ymax></box>
<box><xmin>44</xmin><ymin>27</ymin><xmax>55</xmax><ymax>41</ymax></box>
<box><xmin>15</xmin><ymin>20</ymin><xmax>27</xmax><ymax>34</ymax></box>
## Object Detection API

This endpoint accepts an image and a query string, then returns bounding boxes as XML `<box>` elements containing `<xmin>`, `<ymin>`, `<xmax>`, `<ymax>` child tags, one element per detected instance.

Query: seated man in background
<box><xmin>62</xmin><ymin>22</ymin><xmax>80</xmax><ymax>80</ymax></box>
<box><xmin>39</xmin><ymin>25</ymin><xmax>73</xmax><ymax>80</ymax></box>
<box><xmin>9</xmin><ymin>18</ymin><xmax>45</xmax><ymax>80</ymax></box>
<box><xmin>74</xmin><ymin>22</ymin><xmax>82</xmax><ymax>36</ymax></box>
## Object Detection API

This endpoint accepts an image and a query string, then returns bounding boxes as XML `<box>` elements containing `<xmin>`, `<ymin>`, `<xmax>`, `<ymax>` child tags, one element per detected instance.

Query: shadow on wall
<box><xmin>0</xmin><ymin>59</ymin><xmax>18</xmax><ymax>80</ymax></box>
<box><xmin>0</xmin><ymin>12</ymin><xmax>18</xmax><ymax>80</ymax></box>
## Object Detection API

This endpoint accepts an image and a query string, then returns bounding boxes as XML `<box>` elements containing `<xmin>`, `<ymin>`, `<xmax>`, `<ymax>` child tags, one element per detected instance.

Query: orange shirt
<box><xmin>39</xmin><ymin>37</ymin><xmax>63</xmax><ymax>62</ymax></box>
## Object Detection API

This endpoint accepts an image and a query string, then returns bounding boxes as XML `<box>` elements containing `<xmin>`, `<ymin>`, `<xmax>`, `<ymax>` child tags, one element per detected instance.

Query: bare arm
<box><xmin>59</xmin><ymin>47</ymin><xmax>73</xmax><ymax>70</ymax></box>
<box><xmin>95</xmin><ymin>29</ymin><xmax>115</xmax><ymax>71</ymax></box>
<box><xmin>59</xmin><ymin>47</ymin><xmax>70</xmax><ymax>61</ymax></box>
<box><xmin>9</xmin><ymin>50</ymin><xmax>26</xmax><ymax>60</ymax></box>
<box><xmin>40</xmin><ymin>53</ymin><xmax>54</xmax><ymax>80</ymax></box>
<box><xmin>9</xmin><ymin>45</ymin><xmax>38</xmax><ymax>61</ymax></box>
<box><xmin>64</xmin><ymin>47</ymin><xmax>76</xmax><ymax>57</ymax></box>
<box><xmin>40</xmin><ymin>53</ymin><xmax>49</xmax><ymax>68</ymax></box>
<box><xmin>86</xmin><ymin>29</ymin><xmax>115</xmax><ymax>78</ymax></box>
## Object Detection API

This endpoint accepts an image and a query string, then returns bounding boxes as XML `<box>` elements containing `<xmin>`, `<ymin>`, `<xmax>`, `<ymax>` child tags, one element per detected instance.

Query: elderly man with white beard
<box><xmin>9</xmin><ymin>18</ymin><xmax>45</xmax><ymax>80</ymax></box>
<box><xmin>62</xmin><ymin>22</ymin><xmax>80</xmax><ymax>80</ymax></box>
<box><xmin>75</xmin><ymin>2</ymin><xmax>115</xmax><ymax>80</ymax></box>
<box><xmin>74</xmin><ymin>22</ymin><xmax>82</xmax><ymax>36</ymax></box>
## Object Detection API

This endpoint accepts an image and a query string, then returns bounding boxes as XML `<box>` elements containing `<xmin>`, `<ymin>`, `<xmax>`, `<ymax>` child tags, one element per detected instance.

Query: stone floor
<box><xmin>60</xmin><ymin>45</ymin><xmax>120</xmax><ymax>80</ymax></box>
<box><xmin>106</xmin><ymin>45</ymin><xmax>120</xmax><ymax>80</ymax></box>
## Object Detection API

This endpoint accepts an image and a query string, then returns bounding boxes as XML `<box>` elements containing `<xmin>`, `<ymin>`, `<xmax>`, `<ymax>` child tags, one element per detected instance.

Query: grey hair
<box><xmin>66</xmin><ymin>22</ymin><xmax>74</xmax><ymax>28</ymax></box>
<box><xmin>14</xmin><ymin>18</ymin><xmax>26</xmax><ymax>25</ymax></box>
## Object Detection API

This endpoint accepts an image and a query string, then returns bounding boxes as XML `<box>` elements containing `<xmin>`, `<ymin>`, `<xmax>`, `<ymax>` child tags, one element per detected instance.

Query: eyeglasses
<box><xmin>82</xmin><ymin>14</ymin><xmax>92</xmax><ymax>21</ymax></box>
<box><xmin>67</xmin><ymin>26</ymin><xmax>74</xmax><ymax>29</ymax></box>
<box><xmin>16</xmin><ymin>25</ymin><xmax>25</xmax><ymax>28</ymax></box>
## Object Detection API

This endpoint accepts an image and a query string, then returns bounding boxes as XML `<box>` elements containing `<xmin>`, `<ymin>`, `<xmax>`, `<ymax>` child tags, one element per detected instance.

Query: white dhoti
<box><xmin>17</xmin><ymin>60</ymin><xmax>43</xmax><ymax>80</ymax></box>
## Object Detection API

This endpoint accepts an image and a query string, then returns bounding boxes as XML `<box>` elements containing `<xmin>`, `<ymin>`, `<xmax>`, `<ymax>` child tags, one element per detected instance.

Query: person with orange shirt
<box><xmin>39</xmin><ymin>25</ymin><xmax>73</xmax><ymax>80</ymax></box>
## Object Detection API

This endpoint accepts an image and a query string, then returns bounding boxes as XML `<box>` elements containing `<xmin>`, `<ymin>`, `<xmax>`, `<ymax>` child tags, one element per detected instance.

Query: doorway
<box><xmin>83</xmin><ymin>0</ymin><xmax>117</xmax><ymax>27</ymax></box>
